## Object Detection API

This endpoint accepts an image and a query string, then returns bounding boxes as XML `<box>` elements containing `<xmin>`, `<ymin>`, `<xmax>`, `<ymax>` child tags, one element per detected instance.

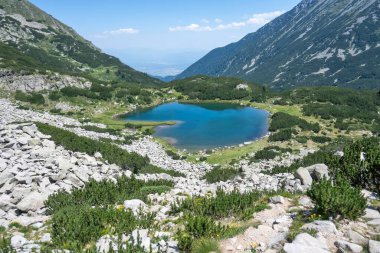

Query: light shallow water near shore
<box><xmin>125</xmin><ymin>102</ymin><xmax>269</xmax><ymax>151</ymax></box>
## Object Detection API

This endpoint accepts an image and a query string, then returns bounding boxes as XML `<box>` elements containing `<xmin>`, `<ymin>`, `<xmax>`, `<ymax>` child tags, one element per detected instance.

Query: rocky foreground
<box><xmin>1</xmin><ymin>98</ymin><xmax>380</xmax><ymax>253</ymax></box>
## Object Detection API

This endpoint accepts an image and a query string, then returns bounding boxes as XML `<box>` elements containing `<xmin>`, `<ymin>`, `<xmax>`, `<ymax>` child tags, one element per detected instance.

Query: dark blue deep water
<box><xmin>125</xmin><ymin>102</ymin><xmax>269</xmax><ymax>151</ymax></box>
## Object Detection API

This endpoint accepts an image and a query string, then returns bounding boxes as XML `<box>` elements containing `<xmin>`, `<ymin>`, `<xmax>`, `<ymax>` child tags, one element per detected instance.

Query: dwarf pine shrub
<box><xmin>36</xmin><ymin>123</ymin><xmax>149</xmax><ymax>173</ymax></box>
<box><xmin>202</xmin><ymin>167</ymin><xmax>242</xmax><ymax>183</ymax></box>
<box><xmin>307</xmin><ymin>179</ymin><xmax>366</xmax><ymax>220</ymax></box>
<box><xmin>170</xmin><ymin>188</ymin><xmax>267</xmax><ymax>219</ymax></box>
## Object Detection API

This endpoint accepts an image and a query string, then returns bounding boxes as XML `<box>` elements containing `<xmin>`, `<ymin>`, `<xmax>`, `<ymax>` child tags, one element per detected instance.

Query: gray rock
<box><xmin>302</xmin><ymin>220</ymin><xmax>338</xmax><ymax>235</ymax></box>
<box><xmin>369</xmin><ymin>240</ymin><xmax>380</xmax><ymax>253</ymax></box>
<box><xmin>0</xmin><ymin>171</ymin><xmax>13</xmax><ymax>186</ymax></box>
<box><xmin>345</xmin><ymin>230</ymin><xmax>368</xmax><ymax>245</ymax></box>
<box><xmin>299</xmin><ymin>196</ymin><xmax>313</xmax><ymax>207</ymax></box>
<box><xmin>334</xmin><ymin>240</ymin><xmax>363</xmax><ymax>253</ymax></box>
<box><xmin>295</xmin><ymin>167</ymin><xmax>313</xmax><ymax>186</ymax></box>
<box><xmin>11</xmin><ymin>234</ymin><xmax>27</xmax><ymax>248</ymax></box>
<box><xmin>39</xmin><ymin>233</ymin><xmax>51</xmax><ymax>243</ymax></box>
<box><xmin>283</xmin><ymin>233</ymin><xmax>329</xmax><ymax>253</ymax></box>
<box><xmin>27</xmin><ymin>138</ymin><xmax>41</xmax><ymax>146</ymax></box>
<box><xmin>270</xmin><ymin>196</ymin><xmax>285</xmax><ymax>204</ymax></box>
<box><xmin>0</xmin><ymin>158</ymin><xmax>7</xmax><ymax>170</ymax></box>
<box><xmin>363</xmin><ymin>208</ymin><xmax>380</xmax><ymax>219</ymax></box>
<box><xmin>16</xmin><ymin>191</ymin><xmax>46</xmax><ymax>212</ymax></box>
<box><xmin>124</xmin><ymin>199</ymin><xmax>147</xmax><ymax>215</ymax></box>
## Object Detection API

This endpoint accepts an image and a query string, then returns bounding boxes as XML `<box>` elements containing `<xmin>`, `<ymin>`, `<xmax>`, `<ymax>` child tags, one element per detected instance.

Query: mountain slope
<box><xmin>178</xmin><ymin>0</ymin><xmax>380</xmax><ymax>89</ymax></box>
<box><xmin>0</xmin><ymin>0</ymin><xmax>161</xmax><ymax>86</ymax></box>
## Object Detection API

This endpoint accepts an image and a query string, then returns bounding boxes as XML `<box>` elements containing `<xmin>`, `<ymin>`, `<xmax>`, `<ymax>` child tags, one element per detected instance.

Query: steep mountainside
<box><xmin>178</xmin><ymin>0</ymin><xmax>380</xmax><ymax>89</ymax></box>
<box><xmin>0</xmin><ymin>0</ymin><xmax>161</xmax><ymax>86</ymax></box>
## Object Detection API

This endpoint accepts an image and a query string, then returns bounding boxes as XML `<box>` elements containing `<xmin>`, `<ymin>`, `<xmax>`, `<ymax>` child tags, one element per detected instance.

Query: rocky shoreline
<box><xmin>1</xmin><ymin>98</ymin><xmax>380</xmax><ymax>253</ymax></box>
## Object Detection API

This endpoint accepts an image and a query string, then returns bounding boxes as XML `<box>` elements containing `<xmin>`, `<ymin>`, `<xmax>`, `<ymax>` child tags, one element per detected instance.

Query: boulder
<box><xmin>302</xmin><ymin>220</ymin><xmax>338</xmax><ymax>235</ymax></box>
<box><xmin>283</xmin><ymin>233</ymin><xmax>329</xmax><ymax>253</ymax></box>
<box><xmin>363</xmin><ymin>208</ymin><xmax>380</xmax><ymax>219</ymax></box>
<box><xmin>345</xmin><ymin>230</ymin><xmax>368</xmax><ymax>245</ymax></box>
<box><xmin>270</xmin><ymin>196</ymin><xmax>285</xmax><ymax>204</ymax></box>
<box><xmin>299</xmin><ymin>196</ymin><xmax>313</xmax><ymax>207</ymax></box>
<box><xmin>0</xmin><ymin>171</ymin><xmax>13</xmax><ymax>186</ymax></box>
<box><xmin>369</xmin><ymin>240</ymin><xmax>380</xmax><ymax>253</ymax></box>
<box><xmin>123</xmin><ymin>199</ymin><xmax>147</xmax><ymax>215</ymax></box>
<box><xmin>0</xmin><ymin>158</ymin><xmax>7</xmax><ymax>170</ymax></box>
<box><xmin>334</xmin><ymin>240</ymin><xmax>363</xmax><ymax>253</ymax></box>
<box><xmin>16</xmin><ymin>191</ymin><xmax>46</xmax><ymax>212</ymax></box>
<box><xmin>11</xmin><ymin>234</ymin><xmax>27</xmax><ymax>248</ymax></box>
<box><xmin>295</xmin><ymin>167</ymin><xmax>313</xmax><ymax>186</ymax></box>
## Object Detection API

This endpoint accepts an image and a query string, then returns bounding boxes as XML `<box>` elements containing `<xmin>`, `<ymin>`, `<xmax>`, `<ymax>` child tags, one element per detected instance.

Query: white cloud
<box><xmin>108</xmin><ymin>28</ymin><xmax>139</xmax><ymax>35</ymax></box>
<box><xmin>169</xmin><ymin>24</ymin><xmax>212</xmax><ymax>32</ymax></box>
<box><xmin>169</xmin><ymin>11</ymin><xmax>284</xmax><ymax>32</ymax></box>
<box><xmin>246</xmin><ymin>11</ymin><xmax>285</xmax><ymax>25</ymax></box>
<box><xmin>214</xmin><ymin>18</ymin><xmax>223</xmax><ymax>23</ymax></box>
<box><xmin>201</xmin><ymin>18</ymin><xmax>210</xmax><ymax>24</ymax></box>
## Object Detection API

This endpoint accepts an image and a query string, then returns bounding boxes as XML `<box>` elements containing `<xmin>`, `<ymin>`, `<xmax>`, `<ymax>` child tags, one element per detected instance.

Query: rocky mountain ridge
<box><xmin>0</xmin><ymin>0</ymin><xmax>161</xmax><ymax>89</ymax></box>
<box><xmin>178</xmin><ymin>0</ymin><xmax>380</xmax><ymax>89</ymax></box>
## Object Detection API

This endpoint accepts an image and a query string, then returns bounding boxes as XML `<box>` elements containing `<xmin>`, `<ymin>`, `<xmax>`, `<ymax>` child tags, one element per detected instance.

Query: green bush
<box><xmin>330</xmin><ymin>138</ymin><xmax>380</xmax><ymax>193</ymax></box>
<box><xmin>166</xmin><ymin>150</ymin><xmax>181</xmax><ymax>160</ymax></box>
<box><xmin>270</xmin><ymin>112</ymin><xmax>320</xmax><ymax>133</ymax></box>
<box><xmin>311</xmin><ymin>136</ymin><xmax>332</xmax><ymax>143</ymax></box>
<box><xmin>45</xmin><ymin>175</ymin><xmax>173</xmax><ymax>213</ymax></box>
<box><xmin>36</xmin><ymin>123</ymin><xmax>148</xmax><ymax>173</ymax></box>
<box><xmin>269</xmin><ymin>128</ymin><xmax>292</xmax><ymax>142</ymax></box>
<box><xmin>177</xmin><ymin>215</ymin><xmax>227</xmax><ymax>251</ymax></box>
<box><xmin>170</xmin><ymin>188</ymin><xmax>267</xmax><ymax>219</ymax></box>
<box><xmin>48</xmin><ymin>91</ymin><xmax>61</xmax><ymax>101</ymax></box>
<box><xmin>139</xmin><ymin>165</ymin><xmax>185</xmax><ymax>177</ymax></box>
<box><xmin>51</xmin><ymin>205</ymin><xmax>152</xmax><ymax>247</ymax></box>
<box><xmin>202</xmin><ymin>167</ymin><xmax>242</xmax><ymax>183</ymax></box>
<box><xmin>15</xmin><ymin>91</ymin><xmax>45</xmax><ymax>105</ymax></box>
<box><xmin>308</xmin><ymin>179</ymin><xmax>366</xmax><ymax>220</ymax></box>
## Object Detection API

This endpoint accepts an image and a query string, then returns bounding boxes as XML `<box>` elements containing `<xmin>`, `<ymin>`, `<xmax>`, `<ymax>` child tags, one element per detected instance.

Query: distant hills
<box><xmin>177</xmin><ymin>0</ymin><xmax>380</xmax><ymax>89</ymax></box>
<box><xmin>0</xmin><ymin>0</ymin><xmax>161</xmax><ymax>86</ymax></box>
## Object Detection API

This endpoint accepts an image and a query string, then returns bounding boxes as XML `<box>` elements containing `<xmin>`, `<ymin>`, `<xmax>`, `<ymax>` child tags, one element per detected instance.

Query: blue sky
<box><xmin>30</xmin><ymin>0</ymin><xmax>301</xmax><ymax>76</ymax></box>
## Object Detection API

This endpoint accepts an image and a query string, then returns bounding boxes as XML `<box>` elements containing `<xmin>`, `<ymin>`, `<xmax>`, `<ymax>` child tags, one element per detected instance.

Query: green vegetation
<box><xmin>269</xmin><ymin>112</ymin><xmax>320</xmax><ymax>133</ymax></box>
<box><xmin>253</xmin><ymin>146</ymin><xmax>292</xmax><ymax>161</ymax></box>
<box><xmin>45</xmin><ymin>175</ymin><xmax>173</xmax><ymax>249</ymax></box>
<box><xmin>36</xmin><ymin>123</ymin><xmax>149</xmax><ymax>173</ymax></box>
<box><xmin>268</xmin><ymin>128</ymin><xmax>292</xmax><ymax>142</ymax></box>
<box><xmin>202</xmin><ymin>167</ymin><xmax>242</xmax><ymax>183</ymax></box>
<box><xmin>170</xmin><ymin>188</ymin><xmax>267</xmax><ymax>220</ymax></box>
<box><xmin>169</xmin><ymin>76</ymin><xmax>263</xmax><ymax>100</ymax></box>
<box><xmin>308</xmin><ymin>179</ymin><xmax>366</xmax><ymax>220</ymax></box>
<box><xmin>45</xmin><ymin>175</ymin><xmax>173</xmax><ymax>213</ymax></box>
<box><xmin>139</xmin><ymin>165</ymin><xmax>186</xmax><ymax>177</ymax></box>
<box><xmin>15</xmin><ymin>90</ymin><xmax>45</xmax><ymax>105</ymax></box>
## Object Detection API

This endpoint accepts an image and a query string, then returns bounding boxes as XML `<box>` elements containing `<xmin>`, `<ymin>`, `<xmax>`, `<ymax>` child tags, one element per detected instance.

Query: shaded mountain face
<box><xmin>0</xmin><ymin>0</ymin><xmax>161</xmax><ymax>86</ymax></box>
<box><xmin>178</xmin><ymin>0</ymin><xmax>380</xmax><ymax>89</ymax></box>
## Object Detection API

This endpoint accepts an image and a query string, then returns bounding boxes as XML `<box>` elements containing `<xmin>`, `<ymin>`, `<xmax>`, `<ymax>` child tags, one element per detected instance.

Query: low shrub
<box><xmin>311</xmin><ymin>136</ymin><xmax>332</xmax><ymax>143</ymax></box>
<box><xmin>202</xmin><ymin>167</ymin><xmax>242</xmax><ymax>183</ymax></box>
<box><xmin>177</xmin><ymin>215</ymin><xmax>227</xmax><ymax>252</ymax></box>
<box><xmin>45</xmin><ymin>175</ymin><xmax>173</xmax><ymax>213</ymax></box>
<box><xmin>82</xmin><ymin>125</ymin><xmax>119</xmax><ymax>135</ymax></box>
<box><xmin>270</xmin><ymin>112</ymin><xmax>320</xmax><ymax>133</ymax></box>
<box><xmin>308</xmin><ymin>179</ymin><xmax>366</xmax><ymax>220</ymax></box>
<box><xmin>15</xmin><ymin>91</ymin><xmax>45</xmax><ymax>105</ymax></box>
<box><xmin>139</xmin><ymin>165</ymin><xmax>185</xmax><ymax>177</ymax></box>
<box><xmin>51</xmin><ymin>205</ymin><xmax>154</xmax><ymax>248</ymax></box>
<box><xmin>36</xmin><ymin>123</ymin><xmax>148</xmax><ymax>173</ymax></box>
<box><xmin>166</xmin><ymin>149</ymin><xmax>181</xmax><ymax>160</ymax></box>
<box><xmin>269</xmin><ymin>128</ymin><xmax>292</xmax><ymax>142</ymax></box>
<box><xmin>170</xmin><ymin>188</ymin><xmax>267</xmax><ymax>220</ymax></box>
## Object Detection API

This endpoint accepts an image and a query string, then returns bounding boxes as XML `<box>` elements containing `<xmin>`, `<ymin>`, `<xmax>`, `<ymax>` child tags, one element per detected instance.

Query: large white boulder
<box><xmin>16</xmin><ymin>191</ymin><xmax>47</xmax><ymax>212</ymax></box>
<box><xmin>369</xmin><ymin>240</ymin><xmax>380</xmax><ymax>253</ymax></box>
<box><xmin>295</xmin><ymin>167</ymin><xmax>313</xmax><ymax>187</ymax></box>
<box><xmin>123</xmin><ymin>199</ymin><xmax>147</xmax><ymax>215</ymax></box>
<box><xmin>302</xmin><ymin>220</ymin><xmax>338</xmax><ymax>235</ymax></box>
<box><xmin>283</xmin><ymin>233</ymin><xmax>329</xmax><ymax>253</ymax></box>
<box><xmin>334</xmin><ymin>240</ymin><xmax>363</xmax><ymax>253</ymax></box>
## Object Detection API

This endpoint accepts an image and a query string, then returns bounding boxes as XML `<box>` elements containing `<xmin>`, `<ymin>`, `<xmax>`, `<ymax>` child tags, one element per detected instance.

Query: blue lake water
<box><xmin>125</xmin><ymin>102</ymin><xmax>269</xmax><ymax>151</ymax></box>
